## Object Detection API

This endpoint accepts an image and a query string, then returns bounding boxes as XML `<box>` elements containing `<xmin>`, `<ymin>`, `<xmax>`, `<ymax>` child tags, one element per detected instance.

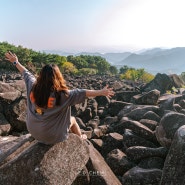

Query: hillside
<box><xmin>44</xmin><ymin>47</ymin><xmax>185</xmax><ymax>75</ymax></box>
<box><xmin>118</xmin><ymin>47</ymin><xmax>185</xmax><ymax>74</ymax></box>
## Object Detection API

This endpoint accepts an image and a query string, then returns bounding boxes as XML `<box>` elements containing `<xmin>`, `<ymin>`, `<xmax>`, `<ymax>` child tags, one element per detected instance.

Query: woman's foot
<box><xmin>81</xmin><ymin>134</ymin><xmax>87</xmax><ymax>140</ymax></box>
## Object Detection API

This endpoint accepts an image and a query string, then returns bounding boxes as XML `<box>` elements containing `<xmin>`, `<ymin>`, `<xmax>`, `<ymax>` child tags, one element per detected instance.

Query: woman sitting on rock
<box><xmin>5</xmin><ymin>51</ymin><xmax>114</xmax><ymax>144</ymax></box>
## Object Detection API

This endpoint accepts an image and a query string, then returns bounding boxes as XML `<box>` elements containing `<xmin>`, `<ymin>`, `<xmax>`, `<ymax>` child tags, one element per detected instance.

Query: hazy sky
<box><xmin>1</xmin><ymin>0</ymin><xmax>185</xmax><ymax>52</ymax></box>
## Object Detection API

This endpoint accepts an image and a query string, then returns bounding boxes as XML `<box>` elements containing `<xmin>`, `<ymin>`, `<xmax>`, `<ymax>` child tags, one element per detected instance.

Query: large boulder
<box><xmin>131</xmin><ymin>89</ymin><xmax>160</xmax><ymax>105</ymax></box>
<box><xmin>155</xmin><ymin>111</ymin><xmax>185</xmax><ymax>148</ymax></box>
<box><xmin>122</xmin><ymin>166</ymin><xmax>162</xmax><ymax>185</ymax></box>
<box><xmin>85</xmin><ymin>142</ymin><xmax>122</xmax><ymax>185</ymax></box>
<box><xmin>160</xmin><ymin>125</ymin><xmax>185</xmax><ymax>185</ymax></box>
<box><xmin>141</xmin><ymin>73</ymin><xmax>174</xmax><ymax>94</ymax></box>
<box><xmin>0</xmin><ymin>80</ymin><xmax>26</xmax><ymax>102</ymax></box>
<box><xmin>0</xmin><ymin>134</ymin><xmax>89</xmax><ymax>185</ymax></box>
<box><xmin>169</xmin><ymin>73</ymin><xmax>185</xmax><ymax>88</ymax></box>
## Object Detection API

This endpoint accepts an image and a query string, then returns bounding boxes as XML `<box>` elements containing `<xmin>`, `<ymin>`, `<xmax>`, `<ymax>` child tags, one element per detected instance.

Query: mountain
<box><xmin>44</xmin><ymin>47</ymin><xmax>185</xmax><ymax>75</ymax></box>
<box><xmin>118</xmin><ymin>47</ymin><xmax>185</xmax><ymax>74</ymax></box>
<box><xmin>43</xmin><ymin>50</ymin><xmax>74</xmax><ymax>56</ymax></box>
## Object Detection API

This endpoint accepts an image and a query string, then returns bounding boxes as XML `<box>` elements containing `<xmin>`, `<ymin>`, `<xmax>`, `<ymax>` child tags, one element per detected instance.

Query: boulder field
<box><xmin>0</xmin><ymin>73</ymin><xmax>185</xmax><ymax>185</ymax></box>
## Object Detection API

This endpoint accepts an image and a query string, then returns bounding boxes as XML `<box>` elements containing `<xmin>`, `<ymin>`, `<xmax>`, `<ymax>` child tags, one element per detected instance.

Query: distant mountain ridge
<box><xmin>44</xmin><ymin>47</ymin><xmax>185</xmax><ymax>75</ymax></box>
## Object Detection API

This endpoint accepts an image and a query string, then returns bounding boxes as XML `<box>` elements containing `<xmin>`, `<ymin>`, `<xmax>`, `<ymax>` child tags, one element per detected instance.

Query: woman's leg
<box><xmin>70</xmin><ymin>117</ymin><xmax>87</xmax><ymax>139</ymax></box>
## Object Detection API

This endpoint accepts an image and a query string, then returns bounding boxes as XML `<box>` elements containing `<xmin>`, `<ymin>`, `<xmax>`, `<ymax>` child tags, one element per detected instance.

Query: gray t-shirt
<box><xmin>23</xmin><ymin>70</ymin><xmax>86</xmax><ymax>144</ymax></box>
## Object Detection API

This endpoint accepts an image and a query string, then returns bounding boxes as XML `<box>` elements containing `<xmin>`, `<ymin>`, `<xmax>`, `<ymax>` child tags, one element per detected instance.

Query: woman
<box><xmin>5</xmin><ymin>51</ymin><xmax>114</xmax><ymax>144</ymax></box>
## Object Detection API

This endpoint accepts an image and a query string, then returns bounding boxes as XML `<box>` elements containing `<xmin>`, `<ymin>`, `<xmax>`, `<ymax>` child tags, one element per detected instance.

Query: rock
<box><xmin>123</xmin><ymin>129</ymin><xmax>158</xmax><ymax>149</ymax></box>
<box><xmin>126</xmin><ymin>146</ymin><xmax>167</xmax><ymax>162</ymax></box>
<box><xmin>125</xmin><ymin>105</ymin><xmax>160</xmax><ymax>121</ymax></box>
<box><xmin>97</xmin><ymin>107</ymin><xmax>108</xmax><ymax>119</ymax></box>
<box><xmin>173</xmin><ymin>103</ymin><xmax>182</xmax><ymax>112</ymax></box>
<box><xmin>179</xmin><ymin>99</ymin><xmax>185</xmax><ymax>108</ymax></box>
<box><xmin>117</xmin><ymin>104</ymin><xmax>136</xmax><ymax>120</ymax></box>
<box><xmin>106</xmin><ymin>149</ymin><xmax>135</xmax><ymax>176</ymax></box>
<box><xmin>143</xmin><ymin>110</ymin><xmax>161</xmax><ymax>122</ymax></box>
<box><xmin>80</xmin><ymin>107</ymin><xmax>92</xmax><ymax>123</ymax></box>
<box><xmin>119</xmin><ymin>118</ymin><xmax>156</xmax><ymax>142</ymax></box>
<box><xmin>112</xmin><ymin>81</ymin><xmax>124</xmax><ymax>90</ymax></box>
<box><xmin>131</xmin><ymin>89</ymin><xmax>160</xmax><ymax>105</ymax></box>
<box><xmin>86</xmin><ymin>141</ymin><xmax>122</xmax><ymax>185</ymax></box>
<box><xmin>140</xmin><ymin>73</ymin><xmax>174</xmax><ymax>94</ymax></box>
<box><xmin>75</xmin><ymin>117</ymin><xmax>87</xmax><ymax>130</ymax></box>
<box><xmin>0</xmin><ymin>81</ymin><xmax>22</xmax><ymax>102</ymax></box>
<box><xmin>139</xmin><ymin>119</ymin><xmax>158</xmax><ymax>131</ymax></box>
<box><xmin>87</xmin><ymin>118</ymin><xmax>100</xmax><ymax>129</ymax></box>
<box><xmin>87</xmin><ymin>98</ymin><xmax>98</xmax><ymax>118</ymax></box>
<box><xmin>5</xmin><ymin>98</ymin><xmax>27</xmax><ymax>132</ymax></box>
<box><xmin>108</xmin><ymin>100</ymin><xmax>132</xmax><ymax>116</ymax></box>
<box><xmin>71</xmin><ymin>99</ymin><xmax>87</xmax><ymax>117</ymax></box>
<box><xmin>160</xmin><ymin>125</ymin><xmax>185</xmax><ymax>185</ymax></box>
<box><xmin>115</xmin><ymin>91</ymin><xmax>138</xmax><ymax>102</ymax></box>
<box><xmin>158</xmin><ymin>97</ymin><xmax>176</xmax><ymax>116</ymax></box>
<box><xmin>95</xmin><ymin>96</ymin><xmax>110</xmax><ymax>107</ymax></box>
<box><xmin>0</xmin><ymin>113</ymin><xmax>11</xmax><ymax>135</ymax></box>
<box><xmin>169</xmin><ymin>74</ymin><xmax>185</xmax><ymax>88</ymax></box>
<box><xmin>155</xmin><ymin>111</ymin><xmax>185</xmax><ymax>148</ymax></box>
<box><xmin>72</xmin><ymin>166</ymin><xmax>90</xmax><ymax>185</ymax></box>
<box><xmin>91</xmin><ymin>128</ymin><xmax>104</xmax><ymax>139</ymax></box>
<box><xmin>0</xmin><ymin>134</ymin><xmax>89</xmax><ymax>185</ymax></box>
<box><xmin>98</xmin><ymin>125</ymin><xmax>110</xmax><ymax>135</ymax></box>
<box><xmin>101</xmin><ymin>132</ymin><xmax>123</xmax><ymax>157</ymax></box>
<box><xmin>138</xmin><ymin>157</ymin><xmax>164</xmax><ymax>170</ymax></box>
<box><xmin>103</xmin><ymin>116</ymin><xmax>118</xmax><ymax>125</ymax></box>
<box><xmin>122</xmin><ymin>166</ymin><xmax>162</xmax><ymax>185</ymax></box>
<box><xmin>90</xmin><ymin>139</ymin><xmax>103</xmax><ymax>152</ymax></box>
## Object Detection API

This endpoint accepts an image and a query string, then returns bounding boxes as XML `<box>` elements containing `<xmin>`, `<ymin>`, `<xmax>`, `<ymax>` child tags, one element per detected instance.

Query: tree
<box><xmin>78</xmin><ymin>68</ymin><xmax>97</xmax><ymax>75</ymax></box>
<box><xmin>120</xmin><ymin>68</ymin><xmax>154</xmax><ymax>83</ymax></box>
<box><xmin>96</xmin><ymin>59</ymin><xmax>110</xmax><ymax>74</ymax></box>
<box><xmin>70</xmin><ymin>56</ymin><xmax>88</xmax><ymax>69</ymax></box>
<box><xmin>119</xmin><ymin>65</ymin><xmax>129</xmax><ymax>74</ymax></box>
<box><xmin>61</xmin><ymin>61</ymin><xmax>78</xmax><ymax>74</ymax></box>
<box><xmin>109</xmin><ymin>65</ymin><xmax>118</xmax><ymax>75</ymax></box>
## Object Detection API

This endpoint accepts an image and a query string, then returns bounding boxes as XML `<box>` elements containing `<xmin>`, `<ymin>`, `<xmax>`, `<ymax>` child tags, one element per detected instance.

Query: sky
<box><xmin>1</xmin><ymin>0</ymin><xmax>185</xmax><ymax>53</ymax></box>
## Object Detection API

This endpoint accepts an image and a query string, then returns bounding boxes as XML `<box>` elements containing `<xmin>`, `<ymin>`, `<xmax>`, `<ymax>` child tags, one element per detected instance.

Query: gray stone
<box><xmin>86</xmin><ymin>142</ymin><xmax>122</xmax><ymax>185</ymax></box>
<box><xmin>123</xmin><ymin>129</ymin><xmax>158</xmax><ymax>149</ymax></box>
<box><xmin>106</xmin><ymin>149</ymin><xmax>135</xmax><ymax>176</ymax></box>
<box><xmin>126</xmin><ymin>146</ymin><xmax>167</xmax><ymax>162</ymax></box>
<box><xmin>160</xmin><ymin>125</ymin><xmax>185</xmax><ymax>185</ymax></box>
<box><xmin>140</xmin><ymin>73</ymin><xmax>174</xmax><ymax>94</ymax></box>
<box><xmin>122</xmin><ymin>166</ymin><xmax>162</xmax><ymax>185</ymax></box>
<box><xmin>126</xmin><ymin>105</ymin><xmax>159</xmax><ymax>121</ymax></box>
<box><xmin>0</xmin><ymin>113</ymin><xmax>11</xmax><ymax>135</ymax></box>
<box><xmin>155</xmin><ymin>111</ymin><xmax>185</xmax><ymax>148</ymax></box>
<box><xmin>108</xmin><ymin>100</ymin><xmax>132</xmax><ymax>116</ymax></box>
<box><xmin>138</xmin><ymin>157</ymin><xmax>164</xmax><ymax>170</ymax></box>
<box><xmin>131</xmin><ymin>89</ymin><xmax>160</xmax><ymax>105</ymax></box>
<box><xmin>0</xmin><ymin>134</ymin><xmax>89</xmax><ymax>185</ymax></box>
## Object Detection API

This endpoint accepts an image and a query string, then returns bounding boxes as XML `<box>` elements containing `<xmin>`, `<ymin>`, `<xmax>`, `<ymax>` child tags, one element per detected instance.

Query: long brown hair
<box><xmin>32</xmin><ymin>64</ymin><xmax>68</xmax><ymax>108</ymax></box>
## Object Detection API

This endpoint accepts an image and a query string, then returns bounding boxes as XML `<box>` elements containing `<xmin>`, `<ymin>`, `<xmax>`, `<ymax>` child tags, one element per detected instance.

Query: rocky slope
<box><xmin>0</xmin><ymin>72</ymin><xmax>185</xmax><ymax>185</ymax></box>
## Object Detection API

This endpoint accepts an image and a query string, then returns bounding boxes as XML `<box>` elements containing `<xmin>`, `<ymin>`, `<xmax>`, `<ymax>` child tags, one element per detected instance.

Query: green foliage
<box><xmin>61</xmin><ymin>61</ymin><xmax>78</xmax><ymax>74</ymax></box>
<box><xmin>120</xmin><ymin>65</ymin><xmax>154</xmax><ymax>83</ymax></box>
<box><xmin>78</xmin><ymin>68</ymin><xmax>97</xmax><ymax>75</ymax></box>
<box><xmin>0</xmin><ymin>42</ymin><xmax>155</xmax><ymax>81</ymax></box>
<box><xmin>67</xmin><ymin>55</ymin><xmax>114</xmax><ymax>75</ymax></box>
<box><xmin>109</xmin><ymin>65</ymin><xmax>118</xmax><ymax>75</ymax></box>
<box><xmin>180</xmin><ymin>72</ymin><xmax>185</xmax><ymax>82</ymax></box>
<box><xmin>0</xmin><ymin>42</ymin><xmax>118</xmax><ymax>75</ymax></box>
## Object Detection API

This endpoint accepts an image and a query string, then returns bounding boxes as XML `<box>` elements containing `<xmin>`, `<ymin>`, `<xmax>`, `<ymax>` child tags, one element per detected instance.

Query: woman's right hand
<box><xmin>5</xmin><ymin>51</ymin><xmax>18</xmax><ymax>63</ymax></box>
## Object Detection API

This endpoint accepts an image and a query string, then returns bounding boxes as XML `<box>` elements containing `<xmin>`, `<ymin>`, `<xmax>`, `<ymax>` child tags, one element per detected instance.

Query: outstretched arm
<box><xmin>5</xmin><ymin>51</ymin><xmax>27</xmax><ymax>74</ymax></box>
<box><xmin>85</xmin><ymin>85</ymin><xmax>115</xmax><ymax>98</ymax></box>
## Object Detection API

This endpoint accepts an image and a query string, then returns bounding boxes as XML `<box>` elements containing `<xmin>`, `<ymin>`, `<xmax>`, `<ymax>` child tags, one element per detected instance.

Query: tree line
<box><xmin>0</xmin><ymin>42</ymin><xmax>154</xmax><ymax>83</ymax></box>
